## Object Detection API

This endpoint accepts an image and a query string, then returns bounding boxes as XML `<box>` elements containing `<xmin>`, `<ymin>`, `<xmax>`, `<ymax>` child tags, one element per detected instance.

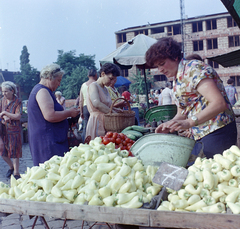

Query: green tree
<box><xmin>56</xmin><ymin>50</ymin><xmax>96</xmax><ymax>99</ymax></box>
<box><xmin>14</xmin><ymin>46</ymin><xmax>40</xmax><ymax>99</ymax></box>
<box><xmin>129</xmin><ymin>69</ymin><xmax>154</xmax><ymax>95</ymax></box>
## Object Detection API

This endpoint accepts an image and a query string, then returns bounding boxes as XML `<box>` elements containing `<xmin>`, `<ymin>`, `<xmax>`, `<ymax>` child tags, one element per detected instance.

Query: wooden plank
<box><xmin>150</xmin><ymin>210</ymin><xmax>240</xmax><ymax>229</ymax></box>
<box><xmin>1</xmin><ymin>199</ymin><xmax>240</xmax><ymax>228</ymax></box>
<box><xmin>0</xmin><ymin>199</ymin><xmax>150</xmax><ymax>227</ymax></box>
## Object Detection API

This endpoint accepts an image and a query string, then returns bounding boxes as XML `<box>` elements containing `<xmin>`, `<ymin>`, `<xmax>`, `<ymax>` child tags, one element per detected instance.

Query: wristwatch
<box><xmin>191</xmin><ymin>116</ymin><xmax>198</xmax><ymax>126</ymax></box>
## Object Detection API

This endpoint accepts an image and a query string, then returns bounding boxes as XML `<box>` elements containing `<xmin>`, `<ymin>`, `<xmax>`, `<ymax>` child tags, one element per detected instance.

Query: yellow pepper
<box><xmin>120</xmin><ymin>195</ymin><xmax>143</xmax><ymax>208</ymax></box>
<box><xmin>99</xmin><ymin>174</ymin><xmax>111</xmax><ymax>188</ymax></box>
<box><xmin>62</xmin><ymin>189</ymin><xmax>77</xmax><ymax>202</ymax></box>
<box><xmin>225</xmin><ymin>190</ymin><xmax>240</xmax><ymax>203</ymax></box>
<box><xmin>71</xmin><ymin>174</ymin><xmax>85</xmax><ymax>189</ymax></box>
<box><xmin>118</xmin><ymin>180</ymin><xmax>131</xmax><ymax>194</ymax></box>
<box><xmin>97</xmin><ymin>163</ymin><xmax>116</xmax><ymax>173</ymax></box>
<box><xmin>122</xmin><ymin>157</ymin><xmax>138</xmax><ymax>167</ymax></box>
<box><xmin>202</xmin><ymin>202</ymin><xmax>225</xmax><ymax>213</ymax></box>
<box><xmin>46</xmin><ymin>194</ymin><xmax>70</xmax><ymax>203</ymax></box>
<box><xmin>51</xmin><ymin>185</ymin><xmax>62</xmax><ymax>198</ymax></box>
<box><xmin>88</xmin><ymin>194</ymin><xmax>103</xmax><ymax>206</ymax></box>
<box><xmin>185</xmin><ymin>200</ymin><xmax>207</xmax><ymax>211</ymax></box>
<box><xmin>98</xmin><ymin>186</ymin><xmax>111</xmax><ymax>198</ymax></box>
<box><xmin>73</xmin><ymin>193</ymin><xmax>86</xmax><ymax>205</ymax></box>
<box><xmin>229</xmin><ymin>145</ymin><xmax>240</xmax><ymax>157</ymax></box>
<box><xmin>187</xmin><ymin>194</ymin><xmax>201</xmax><ymax>205</ymax></box>
<box><xmin>202</xmin><ymin>169</ymin><xmax>214</xmax><ymax>190</ymax></box>
<box><xmin>227</xmin><ymin>202</ymin><xmax>240</xmax><ymax>214</ymax></box>
<box><xmin>117</xmin><ymin>192</ymin><xmax>138</xmax><ymax>205</ymax></box>
<box><xmin>103</xmin><ymin>195</ymin><xmax>118</xmax><ymax>207</ymax></box>
<box><xmin>185</xmin><ymin>184</ymin><xmax>201</xmax><ymax>195</ymax></box>
<box><xmin>94</xmin><ymin>155</ymin><xmax>109</xmax><ymax>164</ymax></box>
<box><xmin>17</xmin><ymin>190</ymin><xmax>35</xmax><ymax>200</ymax></box>
<box><xmin>213</xmin><ymin>154</ymin><xmax>232</xmax><ymax>170</ymax></box>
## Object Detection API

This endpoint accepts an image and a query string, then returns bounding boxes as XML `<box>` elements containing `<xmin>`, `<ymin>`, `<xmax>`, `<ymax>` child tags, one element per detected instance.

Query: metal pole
<box><xmin>143</xmin><ymin>66</ymin><xmax>150</xmax><ymax>109</ymax></box>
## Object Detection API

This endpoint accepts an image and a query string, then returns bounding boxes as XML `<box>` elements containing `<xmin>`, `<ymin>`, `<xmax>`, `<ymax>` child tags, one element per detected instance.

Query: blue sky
<box><xmin>0</xmin><ymin>0</ymin><xmax>227</xmax><ymax>72</ymax></box>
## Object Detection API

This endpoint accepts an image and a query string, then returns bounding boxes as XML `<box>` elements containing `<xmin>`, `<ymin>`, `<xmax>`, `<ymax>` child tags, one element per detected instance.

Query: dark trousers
<box><xmin>82</xmin><ymin>105</ymin><xmax>90</xmax><ymax>142</ymax></box>
<box><xmin>191</xmin><ymin>120</ymin><xmax>237</xmax><ymax>159</ymax></box>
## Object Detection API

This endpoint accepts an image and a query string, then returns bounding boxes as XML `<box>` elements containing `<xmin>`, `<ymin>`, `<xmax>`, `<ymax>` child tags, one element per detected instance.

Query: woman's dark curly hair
<box><xmin>99</xmin><ymin>63</ymin><xmax>121</xmax><ymax>77</ymax></box>
<box><xmin>145</xmin><ymin>37</ymin><xmax>182</xmax><ymax>67</ymax></box>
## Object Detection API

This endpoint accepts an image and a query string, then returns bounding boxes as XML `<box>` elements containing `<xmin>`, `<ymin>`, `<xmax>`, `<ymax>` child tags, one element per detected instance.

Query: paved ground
<box><xmin>0</xmin><ymin>143</ymin><xmax>116</xmax><ymax>229</ymax></box>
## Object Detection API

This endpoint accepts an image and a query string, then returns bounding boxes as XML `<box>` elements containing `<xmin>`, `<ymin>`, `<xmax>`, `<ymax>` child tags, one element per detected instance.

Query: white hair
<box><xmin>1</xmin><ymin>81</ymin><xmax>17</xmax><ymax>95</ymax></box>
<box><xmin>40</xmin><ymin>63</ymin><xmax>65</xmax><ymax>80</ymax></box>
<box><xmin>55</xmin><ymin>91</ymin><xmax>62</xmax><ymax>96</ymax></box>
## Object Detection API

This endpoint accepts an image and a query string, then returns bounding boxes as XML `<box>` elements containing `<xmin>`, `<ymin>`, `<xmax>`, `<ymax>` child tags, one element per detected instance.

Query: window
<box><xmin>117</xmin><ymin>33</ymin><xmax>126</xmax><ymax>43</ymax></box>
<box><xmin>192</xmin><ymin>21</ymin><xmax>203</xmax><ymax>32</ymax></box>
<box><xmin>121</xmin><ymin>69</ymin><xmax>128</xmax><ymax>77</ymax></box>
<box><xmin>167</xmin><ymin>24</ymin><xmax>181</xmax><ymax>36</ymax></box>
<box><xmin>207</xmin><ymin>38</ymin><xmax>218</xmax><ymax>49</ymax></box>
<box><xmin>193</xmin><ymin>40</ymin><xmax>203</xmax><ymax>51</ymax></box>
<box><xmin>227</xmin><ymin>16</ymin><xmax>237</xmax><ymax>27</ymax></box>
<box><xmin>151</xmin><ymin>27</ymin><xmax>164</xmax><ymax>34</ymax></box>
<box><xmin>134</xmin><ymin>29</ymin><xmax>148</xmax><ymax>36</ymax></box>
<box><xmin>230</xmin><ymin>76</ymin><xmax>240</xmax><ymax>86</ymax></box>
<box><xmin>154</xmin><ymin>75</ymin><xmax>167</xmax><ymax>82</ymax></box>
<box><xmin>206</xmin><ymin>19</ymin><xmax>217</xmax><ymax>30</ymax></box>
<box><xmin>208</xmin><ymin>60</ymin><xmax>219</xmax><ymax>68</ymax></box>
<box><xmin>229</xmin><ymin>36</ymin><xmax>240</xmax><ymax>47</ymax></box>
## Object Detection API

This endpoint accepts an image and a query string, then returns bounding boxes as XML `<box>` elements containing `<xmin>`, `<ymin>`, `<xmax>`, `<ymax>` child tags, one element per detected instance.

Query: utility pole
<box><xmin>180</xmin><ymin>0</ymin><xmax>185</xmax><ymax>57</ymax></box>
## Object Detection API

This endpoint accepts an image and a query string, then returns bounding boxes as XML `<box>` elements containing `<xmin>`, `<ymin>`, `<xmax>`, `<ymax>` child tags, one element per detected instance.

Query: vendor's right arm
<box><xmin>89</xmin><ymin>83</ymin><xmax>111</xmax><ymax>114</ymax></box>
<box><xmin>36</xmin><ymin>88</ymin><xmax>80</xmax><ymax>123</ymax></box>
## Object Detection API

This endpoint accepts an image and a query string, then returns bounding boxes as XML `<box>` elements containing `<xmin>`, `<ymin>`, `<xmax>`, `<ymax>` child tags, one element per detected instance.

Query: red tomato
<box><xmin>129</xmin><ymin>139</ymin><xmax>135</xmax><ymax>144</ymax></box>
<box><xmin>110</xmin><ymin>137</ymin><xmax>116</xmax><ymax>143</ymax></box>
<box><xmin>105</xmin><ymin>132</ymin><xmax>113</xmax><ymax>138</ymax></box>
<box><xmin>115</xmin><ymin>138</ymin><xmax>122</xmax><ymax>145</ymax></box>
<box><xmin>119</xmin><ymin>133</ymin><xmax>126</xmax><ymax>139</ymax></box>
<box><xmin>122</xmin><ymin>140</ymin><xmax>127</xmax><ymax>146</ymax></box>
<box><xmin>118</xmin><ymin>143</ymin><xmax>123</xmax><ymax>149</ymax></box>
<box><xmin>103</xmin><ymin>137</ymin><xmax>110</xmax><ymax>145</ymax></box>
<box><xmin>125</xmin><ymin>137</ymin><xmax>131</xmax><ymax>143</ymax></box>
<box><xmin>121</xmin><ymin>146</ymin><xmax>127</xmax><ymax>150</ymax></box>
<box><xmin>128</xmin><ymin>151</ymin><xmax>134</xmax><ymax>157</ymax></box>
<box><xmin>127</xmin><ymin>145</ymin><xmax>132</xmax><ymax>151</ymax></box>
<box><xmin>112</xmin><ymin>132</ymin><xmax>118</xmax><ymax>139</ymax></box>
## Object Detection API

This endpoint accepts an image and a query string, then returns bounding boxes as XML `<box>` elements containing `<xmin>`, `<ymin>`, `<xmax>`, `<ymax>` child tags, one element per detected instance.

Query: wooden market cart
<box><xmin>0</xmin><ymin>198</ymin><xmax>240</xmax><ymax>229</ymax></box>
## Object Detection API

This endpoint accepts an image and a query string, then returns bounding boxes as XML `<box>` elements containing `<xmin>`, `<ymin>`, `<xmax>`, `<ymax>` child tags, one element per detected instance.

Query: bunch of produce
<box><xmin>0</xmin><ymin>137</ymin><xmax>161</xmax><ymax>208</ymax></box>
<box><xmin>157</xmin><ymin>145</ymin><xmax>240</xmax><ymax>214</ymax></box>
<box><xmin>100</xmin><ymin>132</ymin><xmax>135</xmax><ymax>152</ymax></box>
<box><xmin>121</xmin><ymin>125</ymin><xmax>150</xmax><ymax>141</ymax></box>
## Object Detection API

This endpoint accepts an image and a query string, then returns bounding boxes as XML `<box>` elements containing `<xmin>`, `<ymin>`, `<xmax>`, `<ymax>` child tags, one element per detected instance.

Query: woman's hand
<box><xmin>155</xmin><ymin>119</ymin><xmax>192</xmax><ymax>133</ymax></box>
<box><xmin>112</xmin><ymin>107</ymin><xmax>123</xmax><ymax>113</ymax></box>
<box><xmin>68</xmin><ymin>107</ymin><xmax>80</xmax><ymax>118</ymax></box>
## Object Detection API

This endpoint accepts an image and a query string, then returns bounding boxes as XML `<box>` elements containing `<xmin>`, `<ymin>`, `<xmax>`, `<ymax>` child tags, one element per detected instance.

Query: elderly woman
<box><xmin>55</xmin><ymin>91</ymin><xmax>66</xmax><ymax>110</ymax></box>
<box><xmin>86</xmin><ymin>63</ymin><xmax>122</xmax><ymax>140</ymax></box>
<box><xmin>28</xmin><ymin>64</ymin><xmax>80</xmax><ymax>166</ymax></box>
<box><xmin>0</xmin><ymin>81</ymin><xmax>22</xmax><ymax>179</ymax></box>
<box><xmin>145</xmin><ymin>37</ymin><xmax>237</xmax><ymax>160</ymax></box>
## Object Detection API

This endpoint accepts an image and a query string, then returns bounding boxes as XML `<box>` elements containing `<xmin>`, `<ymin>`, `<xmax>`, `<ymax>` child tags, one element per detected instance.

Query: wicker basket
<box><xmin>104</xmin><ymin>98</ymin><xmax>135</xmax><ymax>133</ymax></box>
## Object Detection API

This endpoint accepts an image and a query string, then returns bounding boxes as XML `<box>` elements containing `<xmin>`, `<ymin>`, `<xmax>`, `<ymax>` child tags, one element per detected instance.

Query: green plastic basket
<box><xmin>144</xmin><ymin>104</ymin><xmax>177</xmax><ymax>123</ymax></box>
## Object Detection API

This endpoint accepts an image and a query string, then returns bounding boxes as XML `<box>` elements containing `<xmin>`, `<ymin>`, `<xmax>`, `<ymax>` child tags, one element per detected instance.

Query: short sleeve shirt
<box><xmin>172</xmin><ymin>59</ymin><xmax>235</xmax><ymax>140</ymax></box>
<box><xmin>225</xmin><ymin>85</ymin><xmax>237</xmax><ymax>106</ymax></box>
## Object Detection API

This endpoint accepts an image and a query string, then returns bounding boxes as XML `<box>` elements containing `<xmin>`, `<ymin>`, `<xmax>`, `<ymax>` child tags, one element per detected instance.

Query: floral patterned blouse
<box><xmin>172</xmin><ymin>59</ymin><xmax>235</xmax><ymax>140</ymax></box>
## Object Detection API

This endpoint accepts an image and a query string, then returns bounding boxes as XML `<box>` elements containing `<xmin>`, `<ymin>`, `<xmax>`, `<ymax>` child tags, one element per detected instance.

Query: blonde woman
<box><xmin>28</xmin><ymin>64</ymin><xmax>80</xmax><ymax>166</ymax></box>
<box><xmin>55</xmin><ymin>91</ymin><xmax>66</xmax><ymax>110</ymax></box>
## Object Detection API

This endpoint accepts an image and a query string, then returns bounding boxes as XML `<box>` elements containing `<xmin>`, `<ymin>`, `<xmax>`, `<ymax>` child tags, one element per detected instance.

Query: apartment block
<box><xmin>115</xmin><ymin>12</ymin><xmax>240</xmax><ymax>91</ymax></box>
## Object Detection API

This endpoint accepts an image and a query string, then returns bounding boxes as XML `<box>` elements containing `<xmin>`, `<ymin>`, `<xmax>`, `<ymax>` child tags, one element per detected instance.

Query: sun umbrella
<box><xmin>114</xmin><ymin>76</ymin><xmax>132</xmax><ymax>88</ymax></box>
<box><xmin>113</xmin><ymin>34</ymin><xmax>157</xmax><ymax>108</ymax></box>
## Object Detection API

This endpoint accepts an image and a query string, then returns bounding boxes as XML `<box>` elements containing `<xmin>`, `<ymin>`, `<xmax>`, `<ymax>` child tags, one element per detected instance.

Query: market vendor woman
<box><xmin>145</xmin><ymin>37</ymin><xmax>237</xmax><ymax>160</ymax></box>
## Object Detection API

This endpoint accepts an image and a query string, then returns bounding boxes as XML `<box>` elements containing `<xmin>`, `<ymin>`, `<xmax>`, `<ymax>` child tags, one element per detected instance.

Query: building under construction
<box><xmin>115</xmin><ymin>12</ymin><xmax>240</xmax><ymax>91</ymax></box>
